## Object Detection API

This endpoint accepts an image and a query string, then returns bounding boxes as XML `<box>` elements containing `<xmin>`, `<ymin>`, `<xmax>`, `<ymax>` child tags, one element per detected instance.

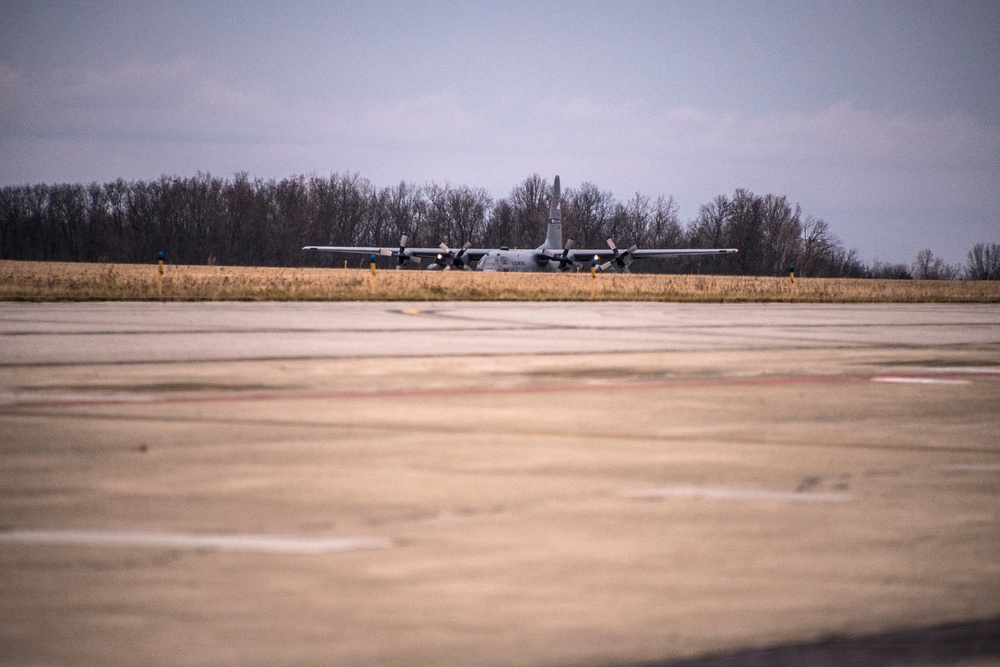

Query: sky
<box><xmin>2</xmin><ymin>0</ymin><xmax>998</xmax><ymax>265</ymax></box>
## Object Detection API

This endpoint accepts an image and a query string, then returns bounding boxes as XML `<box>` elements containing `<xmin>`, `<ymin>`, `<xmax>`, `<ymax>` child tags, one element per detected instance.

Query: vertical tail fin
<box><xmin>544</xmin><ymin>175</ymin><xmax>562</xmax><ymax>249</ymax></box>
<box><xmin>549</xmin><ymin>175</ymin><xmax>561</xmax><ymax>222</ymax></box>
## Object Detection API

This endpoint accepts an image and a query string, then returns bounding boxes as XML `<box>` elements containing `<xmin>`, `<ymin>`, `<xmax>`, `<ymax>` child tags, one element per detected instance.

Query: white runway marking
<box><xmin>622</xmin><ymin>486</ymin><xmax>852</xmax><ymax>503</ymax></box>
<box><xmin>871</xmin><ymin>376</ymin><xmax>970</xmax><ymax>385</ymax></box>
<box><xmin>0</xmin><ymin>530</ymin><xmax>392</xmax><ymax>554</ymax></box>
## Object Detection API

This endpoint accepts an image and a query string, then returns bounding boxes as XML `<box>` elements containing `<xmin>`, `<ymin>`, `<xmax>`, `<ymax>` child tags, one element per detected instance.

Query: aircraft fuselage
<box><xmin>475</xmin><ymin>248</ymin><xmax>555</xmax><ymax>272</ymax></box>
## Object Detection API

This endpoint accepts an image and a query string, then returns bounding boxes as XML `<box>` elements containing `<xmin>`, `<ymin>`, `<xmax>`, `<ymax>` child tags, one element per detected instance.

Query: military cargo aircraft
<box><xmin>303</xmin><ymin>176</ymin><xmax>737</xmax><ymax>272</ymax></box>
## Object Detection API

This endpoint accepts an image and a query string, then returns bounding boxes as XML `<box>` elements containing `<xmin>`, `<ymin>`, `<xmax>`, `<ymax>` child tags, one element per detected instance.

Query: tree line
<box><xmin>1</xmin><ymin>171</ymin><xmax>997</xmax><ymax>278</ymax></box>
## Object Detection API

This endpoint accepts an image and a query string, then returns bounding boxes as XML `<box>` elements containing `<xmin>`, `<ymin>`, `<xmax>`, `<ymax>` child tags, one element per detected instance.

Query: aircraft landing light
<box><xmin>622</xmin><ymin>486</ymin><xmax>852</xmax><ymax>503</ymax></box>
<box><xmin>0</xmin><ymin>530</ymin><xmax>392</xmax><ymax>554</ymax></box>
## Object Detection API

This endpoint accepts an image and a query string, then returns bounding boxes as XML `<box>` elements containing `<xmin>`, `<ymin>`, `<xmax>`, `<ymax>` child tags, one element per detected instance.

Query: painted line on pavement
<box><xmin>622</xmin><ymin>485</ymin><xmax>852</xmax><ymax>503</ymax></box>
<box><xmin>872</xmin><ymin>376</ymin><xmax>971</xmax><ymax>385</ymax></box>
<box><xmin>943</xmin><ymin>463</ymin><xmax>1000</xmax><ymax>472</ymax></box>
<box><xmin>0</xmin><ymin>374</ymin><xmax>873</xmax><ymax>410</ymax></box>
<box><xmin>3</xmin><ymin>368</ymin><xmax>992</xmax><ymax>411</ymax></box>
<box><xmin>0</xmin><ymin>530</ymin><xmax>392</xmax><ymax>554</ymax></box>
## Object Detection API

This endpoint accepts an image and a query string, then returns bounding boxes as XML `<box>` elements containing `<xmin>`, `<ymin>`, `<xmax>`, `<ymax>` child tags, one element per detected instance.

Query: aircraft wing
<box><xmin>544</xmin><ymin>246</ymin><xmax>737</xmax><ymax>272</ymax></box>
<box><xmin>306</xmin><ymin>245</ymin><xmax>425</xmax><ymax>257</ymax></box>
<box><xmin>567</xmin><ymin>248</ymin><xmax>736</xmax><ymax>260</ymax></box>
<box><xmin>625</xmin><ymin>248</ymin><xmax>738</xmax><ymax>259</ymax></box>
<box><xmin>302</xmin><ymin>245</ymin><xmax>489</xmax><ymax>263</ymax></box>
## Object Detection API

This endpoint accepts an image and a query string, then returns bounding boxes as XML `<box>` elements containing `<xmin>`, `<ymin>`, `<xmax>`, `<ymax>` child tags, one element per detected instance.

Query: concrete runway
<box><xmin>1</xmin><ymin>302</ymin><xmax>999</xmax><ymax>666</ymax></box>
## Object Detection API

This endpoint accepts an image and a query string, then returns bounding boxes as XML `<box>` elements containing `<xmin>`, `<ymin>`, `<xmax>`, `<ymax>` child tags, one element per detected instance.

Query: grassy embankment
<box><xmin>2</xmin><ymin>260</ymin><xmax>999</xmax><ymax>302</ymax></box>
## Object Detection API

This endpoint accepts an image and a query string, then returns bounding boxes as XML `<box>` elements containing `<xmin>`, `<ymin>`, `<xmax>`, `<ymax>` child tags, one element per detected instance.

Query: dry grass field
<box><xmin>2</xmin><ymin>260</ymin><xmax>999</xmax><ymax>302</ymax></box>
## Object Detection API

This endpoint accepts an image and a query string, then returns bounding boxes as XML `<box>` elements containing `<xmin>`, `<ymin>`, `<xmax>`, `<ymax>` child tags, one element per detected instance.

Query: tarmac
<box><xmin>1</xmin><ymin>301</ymin><xmax>999</xmax><ymax>666</ymax></box>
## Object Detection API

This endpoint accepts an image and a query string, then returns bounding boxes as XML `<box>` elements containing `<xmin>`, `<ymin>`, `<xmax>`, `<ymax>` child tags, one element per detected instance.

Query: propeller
<box><xmin>437</xmin><ymin>241</ymin><xmax>473</xmax><ymax>270</ymax></box>
<box><xmin>599</xmin><ymin>238</ymin><xmax>638</xmax><ymax>273</ymax></box>
<box><xmin>543</xmin><ymin>239</ymin><xmax>576</xmax><ymax>271</ymax></box>
<box><xmin>388</xmin><ymin>234</ymin><xmax>421</xmax><ymax>269</ymax></box>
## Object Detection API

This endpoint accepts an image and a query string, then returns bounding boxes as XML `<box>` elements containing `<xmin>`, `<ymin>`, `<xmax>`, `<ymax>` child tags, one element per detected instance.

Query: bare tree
<box><xmin>827</xmin><ymin>246</ymin><xmax>867</xmax><ymax>278</ymax></box>
<box><xmin>650</xmin><ymin>195</ymin><xmax>683</xmax><ymax>248</ymax></box>
<box><xmin>8</xmin><ymin>170</ymin><xmax>965</xmax><ymax>278</ymax></box>
<box><xmin>912</xmin><ymin>249</ymin><xmax>960</xmax><ymax>280</ymax></box>
<box><xmin>868</xmin><ymin>259</ymin><xmax>913</xmax><ymax>279</ymax></box>
<box><xmin>689</xmin><ymin>195</ymin><xmax>729</xmax><ymax>249</ymax></box>
<box><xmin>758</xmin><ymin>194</ymin><xmax>802</xmax><ymax>275</ymax></box>
<box><xmin>420</xmin><ymin>182</ymin><xmax>452</xmax><ymax>245</ymax></box>
<box><xmin>562</xmin><ymin>182</ymin><xmax>614</xmax><ymax>248</ymax></box>
<box><xmin>798</xmin><ymin>217</ymin><xmax>837</xmax><ymax>277</ymax></box>
<box><xmin>445</xmin><ymin>185</ymin><xmax>492</xmax><ymax>244</ymax></box>
<box><xmin>481</xmin><ymin>198</ymin><xmax>515</xmax><ymax>248</ymax></box>
<box><xmin>686</xmin><ymin>194</ymin><xmax>730</xmax><ymax>274</ymax></box>
<box><xmin>723</xmin><ymin>189</ymin><xmax>764</xmax><ymax>275</ymax></box>
<box><xmin>506</xmin><ymin>174</ymin><xmax>550</xmax><ymax>248</ymax></box>
<box><xmin>965</xmin><ymin>243</ymin><xmax>1000</xmax><ymax>280</ymax></box>
<box><xmin>384</xmin><ymin>181</ymin><xmax>424</xmax><ymax>244</ymax></box>
<box><xmin>623</xmin><ymin>192</ymin><xmax>653</xmax><ymax>246</ymax></box>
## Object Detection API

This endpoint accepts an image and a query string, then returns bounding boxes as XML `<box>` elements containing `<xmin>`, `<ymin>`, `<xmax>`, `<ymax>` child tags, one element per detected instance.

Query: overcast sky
<box><xmin>2</xmin><ymin>0</ymin><xmax>998</xmax><ymax>264</ymax></box>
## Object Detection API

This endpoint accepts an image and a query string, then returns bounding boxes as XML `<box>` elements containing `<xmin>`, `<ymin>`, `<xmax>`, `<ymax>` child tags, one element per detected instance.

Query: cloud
<box><xmin>3</xmin><ymin>58</ymin><xmax>997</xmax><ymax>262</ymax></box>
<box><xmin>734</xmin><ymin>104</ymin><xmax>1000</xmax><ymax>204</ymax></box>
<box><xmin>8</xmin><ymin>57</ymin><xmax>996</xmax><ymax>201</ymax></box>
<box><xmin>1</xmin><ymin>58</ymin><xmax>313</xmax><ymax>144</ymax></box>
<box><xmin>521</xmin><ymin>98</ymin><xmax>1000</xmax><ymax>208</ymax></box>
